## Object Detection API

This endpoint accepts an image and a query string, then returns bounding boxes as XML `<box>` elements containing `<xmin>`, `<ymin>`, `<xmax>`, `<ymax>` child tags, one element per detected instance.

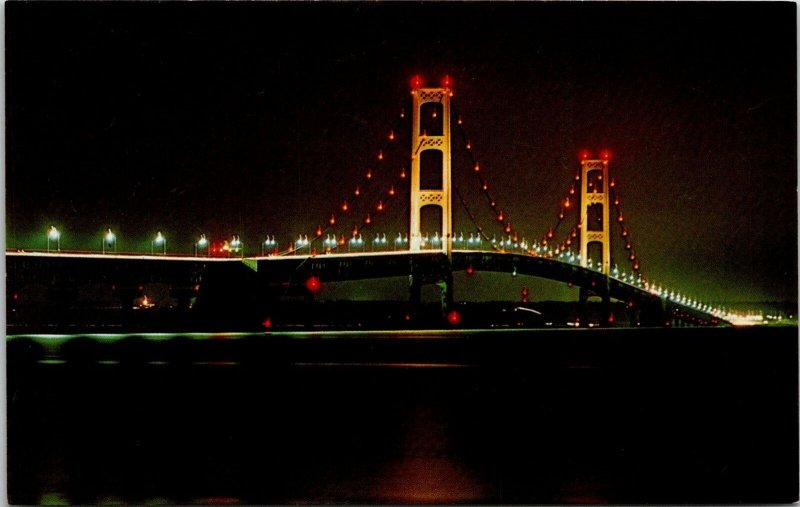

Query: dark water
<box><xmin>7</xmin><ymin>327</ymin><xmax>798</xmax><ymax>504</ymax></box>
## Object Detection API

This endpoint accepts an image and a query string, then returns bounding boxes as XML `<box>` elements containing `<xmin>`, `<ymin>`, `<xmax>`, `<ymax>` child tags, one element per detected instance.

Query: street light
<box><xmin>152</xmin><ymin>231</ymin><xmax>166</xmax><ymax>255</ymax></box>
<box><xmin>231</xmin><ymin>235</ymin><xmax>243</xmax><ymax>257</ymax></box>
<box><xmin>262</xmin><ymin>235</ymin><xmax>277</xmax><ymax>255</ymax></box>
<box><xmin>348</xmin><ymin>234</ymin><xmax>364</xmax><ymax>252</ymax></box>
<box><xmin>372</xmin><ymin>233</ymin><xmax>387</xmax><ymax>251</ymax></box>
<box><xmin>323</xmin><ymin>234</ymin><xmax>337</xmax><ymax>252</ymax></box>
<box><xmin>47</xmin><ymin>226</ymin><xmax>60</xmax><ymax>252</ymax></box>
<box><xmin>196</xmin><ymin>234</ymin><xmax>209</xmax><ymax>257</ymax></box>
<box><xmin>453</xmin><ymin>232</ymin><xmax>464</xmax><ymax>249</ymax></box>
<box><xmin>295</xmin><ymin>234</ymin><xmax>310</xmax><ymax>255</ymax></box>
<box><xmin>102</xmin><ymin>228</ymin><xmax>116</xmax><ymax>254</ymax></box>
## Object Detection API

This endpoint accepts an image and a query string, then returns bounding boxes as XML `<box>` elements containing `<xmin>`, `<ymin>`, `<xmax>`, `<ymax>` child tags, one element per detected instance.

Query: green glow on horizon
<box><xmin>38</xmin><ymin>493</ymin><xmax>70</xmax><ymax>506</ymax></box>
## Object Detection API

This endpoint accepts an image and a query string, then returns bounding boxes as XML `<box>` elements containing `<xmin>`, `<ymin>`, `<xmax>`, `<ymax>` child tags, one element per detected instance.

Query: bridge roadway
<box><xmin>5</xmin><ymin>250</ymin><xmax>725</xmax><ymax>327</ymax></box>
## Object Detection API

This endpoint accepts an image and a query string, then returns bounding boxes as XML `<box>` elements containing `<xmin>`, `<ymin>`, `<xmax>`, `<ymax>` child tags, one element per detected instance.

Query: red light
<box><xmin>608</xmin><ymin>312</ymin><xmax>615</xmax><ymax>323</ymax></box>
<box><xmin>410</xmin><ymin>74</ymin><xmax>424</xmax><ymax>90</ymax></box>
<box><xmin>262</xmin><ymin>317</ymin><xmax>272</xmax><ymax>329</ymax></box>
<box><xmin>315</xmin><ymin>226</ymin><xmax>323</xmax><ymax>237</ymax></box>
<box><xmin>601</xmin><ymin>149</ymin><xmax>611</xmax><ymax>160</ymax></box>
<box><xmin>580</xmin><ymin>149</ymin><xmax>591</xmax><ymax>161</ymax></box>
<box><xmin>405</xmin><ymin>313</ymin><xmax>411</xmax><ymax>321</ymax></box>
<box><xmin>12</xmin><ymin>293</ymin><xmax>18</xmax><ymax>300</ymax></box>
<box><xmin>521</xmin><ymin>287</ymin><xmax>529</xmax><ymax>297</ymax></box>
<box><xmin>466</xmin><ymin>265</ymin><xmax>475</xmax><ymax>276</ymax></box>
<box><xmin>305</xmin><ymin>276</ymin><xmax>321</xmax><ymax>293</ymax></box>
<box><xmin>138</xmin><ymin>285</ymin><xmax>144</xmax><ymax>291</ymax></box>
<box><xmin>440</xmin><ymin>75</ymin><xmax>453</xmax><ymax>89</ymax></box>
<box><xmin>447</xmin><ymin>310</ymin><xmax>461</xmax><ymax>325</ymax></box>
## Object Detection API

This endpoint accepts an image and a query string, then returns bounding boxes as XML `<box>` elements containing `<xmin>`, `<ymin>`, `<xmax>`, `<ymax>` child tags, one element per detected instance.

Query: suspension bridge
<box><xmin>7</xmin><ymin>76</ymin><xmax>762</xmax><ymax>328</ymax></box>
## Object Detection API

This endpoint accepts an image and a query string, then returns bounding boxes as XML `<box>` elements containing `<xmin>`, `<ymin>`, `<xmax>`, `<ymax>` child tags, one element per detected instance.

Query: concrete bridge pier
<box><xmin>579</xmin><ymin>279</ymin><xmax>611</xmax><ymax>328</ymax></box>
<box><xmin>408</xmin><ymin>271</ymin><xmax>453</xmax><ymax>324</ymax></box>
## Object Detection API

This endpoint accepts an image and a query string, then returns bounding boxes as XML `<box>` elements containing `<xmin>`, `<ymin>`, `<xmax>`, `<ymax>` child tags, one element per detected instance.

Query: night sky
<box><xmin>5</xmin><ymin>1</ymin><xmax>797</xmax><ymax>304</ymax></box>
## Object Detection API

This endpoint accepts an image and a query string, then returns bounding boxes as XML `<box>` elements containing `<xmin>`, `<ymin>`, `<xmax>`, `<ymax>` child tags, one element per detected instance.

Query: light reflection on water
<box><xmin>8</xmin><ymin>327</ymin><xmax>798</xmax><ymax>505</ymax></box>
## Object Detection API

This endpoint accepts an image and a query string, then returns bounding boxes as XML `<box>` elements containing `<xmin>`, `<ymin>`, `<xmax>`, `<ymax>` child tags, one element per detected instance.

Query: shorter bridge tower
<box><xmin>579</xmin><ymin>158</ymin><xmax>611</xmax><ymax>275</ymax></box>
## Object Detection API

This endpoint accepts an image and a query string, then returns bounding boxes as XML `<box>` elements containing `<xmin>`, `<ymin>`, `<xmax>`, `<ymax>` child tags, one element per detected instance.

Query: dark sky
<box><xmin>5</xmin><ymin>1</ymin><xmax>797</xmax><ymax>303</ymax></box>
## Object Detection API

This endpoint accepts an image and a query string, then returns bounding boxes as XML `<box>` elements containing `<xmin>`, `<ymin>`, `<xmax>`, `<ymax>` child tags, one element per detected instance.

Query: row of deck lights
<box><xmin>41</xmin><ymin>227</ymin><xmax>751</xmax><ymax>322</ymax></box>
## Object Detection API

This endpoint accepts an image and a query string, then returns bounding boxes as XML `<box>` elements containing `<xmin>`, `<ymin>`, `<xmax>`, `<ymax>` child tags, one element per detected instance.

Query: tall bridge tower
<box><xmin>579</xmin><ymin>158</ymin><xmax>611</xmax><ymax>275</ymax></box>
<box><xmin>409</xmin><ymin>81</ymin><xmax>453</xmax><ymax>255</ymax></box>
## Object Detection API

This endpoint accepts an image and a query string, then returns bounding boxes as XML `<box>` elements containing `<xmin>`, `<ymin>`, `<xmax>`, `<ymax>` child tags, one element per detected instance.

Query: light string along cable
<box><xmin>540</xmin><ymin>171</ymin><xmax>581</xmax><ymax>256</ymax></box>
<box><xmin>280</xmin><ymin>102</ymin><xmax>410</xmax><ymax>256</ymax></box>
<box><xmin>452</xmin><ymin>107</ymin><xmax>523</xmax><ymax>250</ymax></box>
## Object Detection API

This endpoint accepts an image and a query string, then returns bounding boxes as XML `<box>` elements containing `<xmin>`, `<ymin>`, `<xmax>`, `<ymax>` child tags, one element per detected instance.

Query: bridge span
<box><xmin>6</xmin><ymin>250</ymin><xmax>726</xmax><ymax>329</ymax></box>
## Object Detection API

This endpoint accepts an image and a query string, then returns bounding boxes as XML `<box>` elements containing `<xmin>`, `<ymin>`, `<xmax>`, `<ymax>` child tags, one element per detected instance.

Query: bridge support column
<box><xmin>409</xmin><ymin>83</ymin><xmax>453</xmax><ymax>255</ymax></box>
<box><xmin>579</xmin><ymin>280</ymin><xmax>611</xmax><ymax>328</ymax></box>
<box><xmin>408</xmin><ymin>255</ymin><xmax>453</xmax><ymax>325</ymax></box>
<box><xmin>408</xmin><ymin>275</ymin><xmax>453</xmax><ymax>325</ymax></box>
<box><xmin>580</xmin><ymin>158</ymin><xmax>611</xmax><ymax>275</ymax></box>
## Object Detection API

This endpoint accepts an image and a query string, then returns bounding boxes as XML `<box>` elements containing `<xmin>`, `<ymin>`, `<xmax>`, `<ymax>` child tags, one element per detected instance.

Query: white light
<box><xmin>198</xmin><ymin>234</ymin><xmax>208</xmax><ymax>247</ymax></box>
<box><xmin>105</xmin><ymin>229</ymin><xmax>115</xmax><ymax>242</ymax></box>
<box><xmin>48</xmin><ymin>226</ymin><xmax>60</xmax><ymax>241</ymax></box>
<box><xmin>154</xmin><ymin>232</ymin><xmax>165</xmax><ymax>245</ymax></box>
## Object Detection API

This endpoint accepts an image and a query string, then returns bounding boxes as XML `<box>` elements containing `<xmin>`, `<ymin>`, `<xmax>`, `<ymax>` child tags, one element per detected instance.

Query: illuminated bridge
<box><xmin>7</xmin><ymin>76</ymin><xmax>755</xmax><ymax>329</ymax></box>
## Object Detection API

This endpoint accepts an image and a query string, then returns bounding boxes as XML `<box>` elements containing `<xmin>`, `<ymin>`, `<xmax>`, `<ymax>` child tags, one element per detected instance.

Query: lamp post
<box><xmin>231</xmin><ymin>235</ymin><xmax>243</xmax><ymax>257</ymax></box>
<box><xmin>102</xmin><ymin>228</ymin><xmax>116</xmax><ymax>254</ymax></box>
<box><xmin>196</xmin><ymin>234</ymin><xmax>209</xmax><ymax>257</ymax></box>
<box><xmin>47</xmin><ymin>226</ymin><xmax>60</xmax><ymax>252</ymax></box>
<box><xmin>152</xmin><ymin>231</ymin><xmax>166</xmax><ymax>255</ymax></box>
<box><xmin>453</xmin><ymin>231</ymin><xmax>464</xmax><ymax>250</ymax></box>
<box><xmin>372</xmin><ymin>233</ymin><xmax>387</xmax><ymax>251</ymax></box>
<box><xmin>323</xmin><ymin>234</ymin><xmax>337</xmax><ymax>252</ymax></box>
<box><xmin>295</xmin><ymin>234</ymin><xmax>310</xmax><ymax>255</ymax></box>
<box><xmin>262</xmin><ymin>235</ymin><xmax>277</xmax><ymax>256</ymax></box>
<box><xmin>349</xmin><ymin>234</ymin><xmax>363</xmax><ymax>253</ymax></box>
